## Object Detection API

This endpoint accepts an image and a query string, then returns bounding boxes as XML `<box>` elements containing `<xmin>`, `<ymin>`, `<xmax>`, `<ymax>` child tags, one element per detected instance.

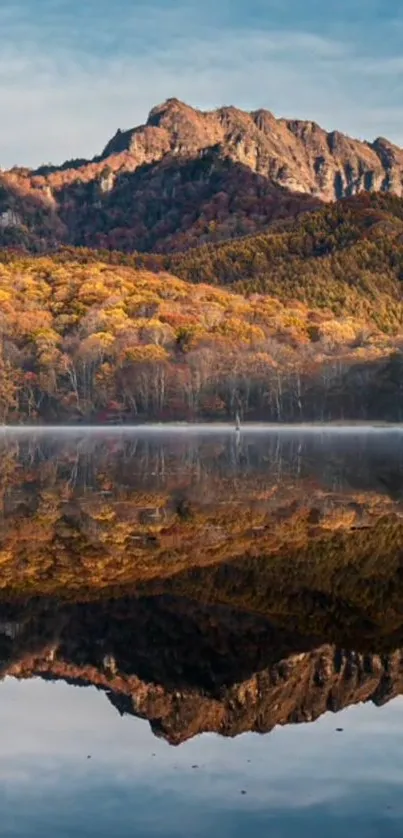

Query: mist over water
<box><xmin>2</xmin><ymin>421</ymin><xmax>403</xmax><ymax>433</ymax></box>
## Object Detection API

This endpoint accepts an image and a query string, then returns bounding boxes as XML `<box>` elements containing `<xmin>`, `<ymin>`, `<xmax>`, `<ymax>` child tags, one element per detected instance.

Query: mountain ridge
<box><xmin>2</xmin><ymin>98</ymin><xmax>403</xmax><ymax>254</ymax></box>
<box><xmin>99</xmin><ymin>97</ymin><xmax>403</xmax><ymax>202</ymax></box>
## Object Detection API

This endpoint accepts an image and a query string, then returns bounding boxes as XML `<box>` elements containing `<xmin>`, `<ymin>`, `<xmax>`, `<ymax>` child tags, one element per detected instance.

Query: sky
<box><xmin>0</xmin><ymin>0</ymin><xmax>403</xmax><ymax>168</ymax></box>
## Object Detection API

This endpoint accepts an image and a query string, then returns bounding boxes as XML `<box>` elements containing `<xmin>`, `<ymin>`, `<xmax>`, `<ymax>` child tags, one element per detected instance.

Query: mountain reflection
<box><xmin>1</xmin><ymin>429</ymin><xmax>403</xmax><ymax>744</ymax></box>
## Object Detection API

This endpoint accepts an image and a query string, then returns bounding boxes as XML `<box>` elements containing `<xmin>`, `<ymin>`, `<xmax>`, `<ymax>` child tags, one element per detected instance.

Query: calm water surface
<box><xmin>1</xmin><ymin>427</ymin><xmax>403</xmax><ymax>837</ymax></box>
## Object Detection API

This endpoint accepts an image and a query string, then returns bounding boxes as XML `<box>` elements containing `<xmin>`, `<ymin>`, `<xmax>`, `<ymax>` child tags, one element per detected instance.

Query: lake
<box><xmin>1</xmin><ymin>427</ymin><xmax>403</xmax><ymax>837</ymax></box>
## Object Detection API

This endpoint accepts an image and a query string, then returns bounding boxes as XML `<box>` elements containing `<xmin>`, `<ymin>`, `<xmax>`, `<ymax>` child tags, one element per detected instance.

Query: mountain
<box><xmin>2</xmin><ymin>98</ymin><xmax>403</xmax><ymax>253</ymax></box>
<box><xmin>2</xmin><ymin>102</ymin><xmax>403</xmax><ymax>424</ymax></box>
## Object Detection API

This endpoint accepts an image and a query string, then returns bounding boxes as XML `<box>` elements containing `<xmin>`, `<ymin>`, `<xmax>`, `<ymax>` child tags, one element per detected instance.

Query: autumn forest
<box><xmin>0</xmin><ymin>190</ymin><xmax>403</xmax><ymax>423</ymax></box>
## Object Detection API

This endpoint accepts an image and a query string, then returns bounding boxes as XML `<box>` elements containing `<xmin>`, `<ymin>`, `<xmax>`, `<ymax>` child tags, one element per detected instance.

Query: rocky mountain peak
<box><xmin>2</xmin><ymin>98</ymin><xmax>403</xmax><ymax>253</ymax></box>
<box><xmin>97</xmin><ymin>100</ymin><xmax>403</xmax><ymax>201</ymax></box>
<box><xmin>146</xmin><ymin>97</ymin><xmax>195</xmax><ymax>126</ymax></box>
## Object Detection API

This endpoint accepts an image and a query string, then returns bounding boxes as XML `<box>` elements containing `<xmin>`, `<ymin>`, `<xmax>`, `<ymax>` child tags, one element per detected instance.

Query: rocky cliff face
<box><xmin>100</xmin><ymin>99</ymin><xmax>403</xmax><ymax>201</ymax></box>
<box><xmin>2</xmin><ymin>98</ymin><xmax>403</xmax><ymax>253</ymax></box>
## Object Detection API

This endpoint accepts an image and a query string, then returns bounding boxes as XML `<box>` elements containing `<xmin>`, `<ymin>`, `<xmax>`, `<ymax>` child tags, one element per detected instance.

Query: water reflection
<box><xmin>0</xmin><ymin>429</ymin><xmax>403</xmax><ymax>598</ymax></box>
<box><xmin>0</xmin><ymin>678</ymin><xmax>402</xmax><ymax>838</ymax></box>
<box><xmin>1</xmin><ymin>429</ymin><xmax>403</xmax><ymax>835</ymax></box>
<box><xmin>3</xmin><ymin>592</ymin><xmax>403</xmax><ymax>747</ymax></box>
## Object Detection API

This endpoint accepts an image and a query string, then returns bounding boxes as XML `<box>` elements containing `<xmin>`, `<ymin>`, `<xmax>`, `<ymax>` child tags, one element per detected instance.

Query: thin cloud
<box><xmin>0</xmin><ymin>2</ymin><xmax>402</xmax><ymax>167</ymax></box>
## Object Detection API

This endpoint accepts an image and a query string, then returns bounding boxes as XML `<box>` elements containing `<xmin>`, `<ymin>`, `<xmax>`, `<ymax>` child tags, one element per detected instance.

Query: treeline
<box><xmin>0</xmin><ymin>251</ymin><xmax>402</xmax><ymax>423</ymax></box>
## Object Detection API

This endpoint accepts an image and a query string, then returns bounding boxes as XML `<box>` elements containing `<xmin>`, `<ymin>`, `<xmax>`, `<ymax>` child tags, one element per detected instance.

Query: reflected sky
<box><xmin>1</xmin><ymin>678</ymin><xmax>403</xmax><ymax>837</ymax></box>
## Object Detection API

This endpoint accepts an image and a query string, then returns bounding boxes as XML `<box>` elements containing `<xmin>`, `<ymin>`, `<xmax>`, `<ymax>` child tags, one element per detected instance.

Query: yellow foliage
<box><xmin>123</xmin><ymin>344</ymin><xmax>169</xmax><ymax>364</ymax></box>
<box><xmin>0</xmin><ymin>251</ymin><xmax>400</xmax><ymax>422</ymax></box>
<box><xmin>318</xmin><ymin>318</ymin><xmax>361</xmax><ymax>345</ymax></box>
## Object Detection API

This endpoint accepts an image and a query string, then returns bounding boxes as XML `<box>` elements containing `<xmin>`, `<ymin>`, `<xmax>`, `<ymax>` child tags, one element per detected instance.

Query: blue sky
<box><xmin>1</xmin><ymin>0</ymin><xmax>403</xmax><ymax>167</ymax></box>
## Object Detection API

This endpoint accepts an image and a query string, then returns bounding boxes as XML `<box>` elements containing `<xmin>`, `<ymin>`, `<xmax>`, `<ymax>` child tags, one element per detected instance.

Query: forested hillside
<box><xmin>0</xmin><ymin>247</ymin><xmax>402</xmax><ymax>423</ymax></box>
<box><xmin>48</xmin><ymin>192</ymin><xmax>403</xmax><ymax>332</ymax></box>
<box><xmin>166</xmin><ymin>193</ymin><xmax>403</xmax><ymax>331</ymax></box>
